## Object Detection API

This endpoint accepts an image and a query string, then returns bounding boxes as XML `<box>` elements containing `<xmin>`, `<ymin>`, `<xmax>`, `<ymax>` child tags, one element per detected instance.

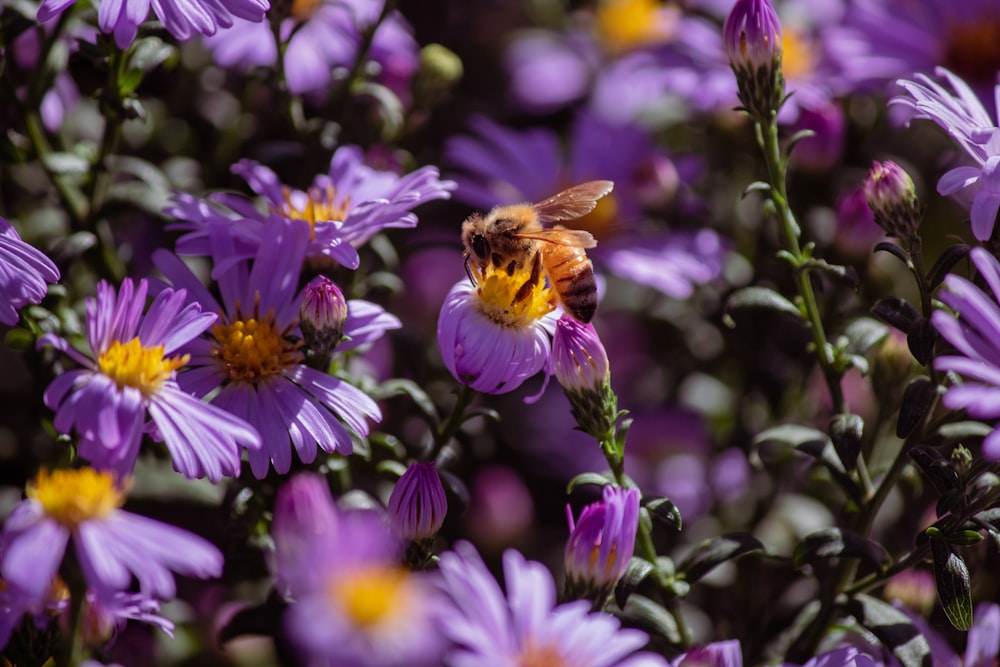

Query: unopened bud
<box><xmin>552</xmin><ymin>315</ymin><xmax>616</xmax><ymax>439</ymax></box>
<box><xmin>724</xmin><ymin>0</ymin><xmax>785</xmax><ymax>118</ymax></box>
<box><xmin>864</xmin><ymin>160</ymin><xmax>922</xmax><ymax>240</ymax></box>
<box><xmin>300</xmin><ymin>275</ymin><xmax>348</xmax><ymax>367</ymax></box>
<box><xmin>564</xmin><ymin>486</ymin><xmax>639</xmax><ymax>603</ymax></box>
<box><xmin>388</xmin><ymin>462</ymin><xmax>447</xmax><ymax>543</ymax></box>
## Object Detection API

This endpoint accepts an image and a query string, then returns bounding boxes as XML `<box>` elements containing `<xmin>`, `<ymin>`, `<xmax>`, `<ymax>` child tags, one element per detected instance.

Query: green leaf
<box><xmin>42</xmin><ymin>152</ymin><xmax>89</xmax><ymax>175</ymax></box>
<box><xmin>897</xmin><ymin>377</ymin><xmax>938</xmax><ymax>438</ymax></box>
<box><xmin>677</xmin><ymin>533</ymin><xmax>765</xmax><ymax>583</ymax></box>
<box><xmin>375</xmin><ymin>459</ymin><xmax>408</xmax><ymax>478</ymax></box>
<box><xmin>722</xmin><ymin>286</ymin><xmax>801</xmax><ymax>328</ymax></box>
<box><xmin>643</xmin><ymin>496</ymin><xmax>682</xmax><ymax>531</ymax></box>
<box><xmin>753</xmin><ymin>424</ymin><xmax>831</xmax><ymax>459</ymax></box>
<box><xmin>872</xmin><ymin>297</ymin><xmax>920</xmax><ymax>334</ymax></box>
<box><xmin>372</xmin><ymin>379</ymin><xmax>438</xmax><ymax>424</ymax></box>
<box><xmin>935</xmin><ymin>421</ymin><xmax>993</xmax><ymax>442</ymax></box>
<box><xmin>908</xmin><ymin>446</ymin><xmax>959</xmax><ymax>495</ymax></box>
<box><xmin>929</xmin><ymin>533</ymin><xmax>973</xmax><ymax>631</ymax></box>
<box><xmin>829</xmin><ymin>414</ymin><xmax>863</xmax><ymax>472</ymax></box>
<box><xmin>927</xmin><ymin>243</ymin><xmax>970</xmax><ymax>290</ymax></box>
<box><xmin>566</xmin><ymin>472</ymin><xmax>614</xmax><ymax>494</ymax></box>
<box><xmin>792</xmin><ymin>527</ymin><xmax>889</xmax><ymax>570</ymax></box>
<box><xmin>847</xmin><ymin>594</ymin><xmax>932</xmax><ymax>667</ymax></box>
<box><xmin>842</xmin><ymin>318</ymin><xmax>890</xmax><ymax>357</ymax></box>
<box><xmin>614</xmin><ymin>557</ymin><xmax>655</xmax><ymax>609</ymax></box>
<box><xmin>619</xmin><ymin>594</ymin><xmax>681</xmax><ymax>644</ymax></box>
<box><xmin>907</xmin><ymin>317</ymin><xmax>937</xmax><ymax>366</ymax></box>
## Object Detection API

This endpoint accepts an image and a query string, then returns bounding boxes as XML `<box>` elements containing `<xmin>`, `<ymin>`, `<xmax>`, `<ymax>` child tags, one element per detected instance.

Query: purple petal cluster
<box><xmin>39</xmin><ymin>278</ymin><xmax>260</xmax><ymax>481</ymax></box>
<box><xmin>387</xmin><ymin>461</ymin><xmax>448</xmax><ymax>541</ymax></box>
<box><xmin>0</xmin><ymin>217</ymin><xmax>59</xmax><ymax>326</ymax></box>
<box><xmin>565</xmin><ymin>486</ymin><xmax>639</xmax><ymax>593</ymax></box>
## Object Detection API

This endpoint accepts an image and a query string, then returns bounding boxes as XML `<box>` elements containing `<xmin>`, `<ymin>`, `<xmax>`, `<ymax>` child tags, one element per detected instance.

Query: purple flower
<box><xmin>932</xmin><ymin>247</ymin><xmax>1000</xmax><ymax>459</ymax></box>
<box><xmin>863</xmin><ymin>160</ymin><xmax>921</xmax><ymax>239</ymax></box>
<box><xmin>565</xmin><ymin>486</ymin><xmax>639</xmax><ymax>598</ymax></box>
<box><xmin>168</xmin><ymin>145</ymin><xmax>455</xmax><ymax>269</ymax></box>
<box><xmin>387</xmin><ymin>462</ymin><xmax>447</xmax><ymax>542</ymax></box>
<box><xmin>783</xmin><ymin>646</ymin><xmax>878</xmax><ymax>667</ymax></box>
<box><xmin>723</xmin><ymin>0</ymin><xmax>783</xmax><ymax>73</ymax></box>
<box><xmin>154</xmin><ymin>218</ymin><xmax>381</xmax><ymax>478</ymax></box>
<box><xmin>271</xmin><ymin>473</ymin><xmax>340</xmax><ymax>597</ymax></box>
<box><xmin>892</xmin><ymin>68</ymin><xmax>1000</xmax><ymax>241</ymax></box>
<box><xmin>553</xmin><ymin>315</ymin><xmax>610</xmax><ymax>394</ymax></box>
<box><xmin>36</xmin><ymin>0</ymin><xmax>269</xmax><ymax>48</ymax></box>
<box><xmin>436</xmin><ymin>541</ymin><xmax>666</xmax><ymax>667</ymax></box>
<box><xmin>272</xmin><ymin>474</ymin><xmax>445</xmax><ymax>667</ymax></box>
<box><xmin>0</xmin><ymin>217</ymin><xmax>59</xmax><ymax>326</ymax></box>
<box><xmin>39</xmin><ymin>278</ymin><xmax>260</xmax><ymax>481</ymax></box>
<box><xmin>672</xmin><ymin>640</ymin><xmax>743</xmax><ymax>667</ymax></box>
<box><xmin>894</xmin><ymin>601</ymin><xmax>999</xmax><ymax>667</ymax></box>
<box><xmin>0</xmin><ymin>468</ymin><xmax>222</xmax><ymax>607</ymax></box>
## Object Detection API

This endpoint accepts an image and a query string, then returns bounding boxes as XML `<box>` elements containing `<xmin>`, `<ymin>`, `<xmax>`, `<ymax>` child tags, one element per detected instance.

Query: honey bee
<box><xmin>461</xmin><ymin>181</ymin><xmax>613</xmax><ymax>323</ymax></box>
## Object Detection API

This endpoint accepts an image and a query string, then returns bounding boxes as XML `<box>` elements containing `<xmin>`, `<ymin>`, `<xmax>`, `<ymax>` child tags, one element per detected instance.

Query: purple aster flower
<box><xmin>0</xmin><ymin>468</ymin><xmax>222</xmax><ymax>607</ymax></box>
<box><xmin>387</xmin><ymin>461</ymin><xmax>447</xmax><ymax>542</ymax></box>
<box><xmin>270</xmin><ymin>473</ymin><xmax>340</xmax><ymax>597</ymax></box>
<box><xmin>893</xmin><ymin>601</ymin><xmax>999</xmax><ymax>667</ymax></box>
<box><xmin>0</xmin><ymin>217</ymin><xmax>59</xmax><ymax>326</ymax></box>
<box><xmin>154</xmin><ymin>218</ymin><xmax>381</xmax><ymax>478</ymax></box>
<box><xmin>673</xmin><ymin>640</ymin><xmax>743</xmax><ymax>667</ymax></box>
<box><xmin>436</xmin><ymin>541</ymin><xmax>667</xmax><ymax>667</ymax></box>
<box><xmin>931</xmin><ymin>247</ymin><xmax>1000</xmax><ymax>459</ymax></box>
<box><xmin>39</xmin><ymin>278</ymin><xmax>260</xmax><ymax>481</ymax></box>
<box><xmin>724</xmin><ymin>0</ymin><xmax>783</xmax><ymax>74</ymax></box>
<box><xmin>272</xmin><ymin>474</ymin><xmax>445</xmax><ymax>667</ymax></box>
<box><xmin>892</xmin><ymin>67</ymin><xmax>1000</xmax><ymax>241</ymax></box>
<box><xmin>564</xmin><ymin>485</ymin><xmax>639</xmax><ymax>601</ymax></box>
<box><xmin>552</xmin><ymin>315</ymin><xmax>611</xmax><ymax>395</ymax></box>
<box><xmin>445</xmin><ymin>112</ymin><xmax>728</xmax><ymax>299</ymax></box>
<box><xmin>36</xmin><ymin>0</ymin><xmax>268</xmax><ymax>48</ymax></box>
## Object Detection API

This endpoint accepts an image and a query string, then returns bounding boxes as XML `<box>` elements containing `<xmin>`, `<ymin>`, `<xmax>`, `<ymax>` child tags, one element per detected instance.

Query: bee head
<box><xmin>460</xmin><ymin>215</ymin><xmax>490</xmax><ymax>264</ymax></box>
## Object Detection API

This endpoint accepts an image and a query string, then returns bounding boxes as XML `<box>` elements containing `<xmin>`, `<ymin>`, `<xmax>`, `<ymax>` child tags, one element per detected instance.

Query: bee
<box><xmin>461</xmin><ymin>181</ymin><xmax>613</xmax><ymax>323</ymax></box>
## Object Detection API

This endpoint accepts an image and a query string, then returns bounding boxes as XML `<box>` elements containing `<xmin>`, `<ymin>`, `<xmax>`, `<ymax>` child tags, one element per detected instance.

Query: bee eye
<box><xmin>471</xmin><ymin>233</ymin><xmax>489</xmax><ymax>259</ymax></box>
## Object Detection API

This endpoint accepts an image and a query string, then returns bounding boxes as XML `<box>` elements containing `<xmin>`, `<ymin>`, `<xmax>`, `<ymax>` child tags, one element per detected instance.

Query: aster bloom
<box><xmin>724</xmin><ymin>0</ymin><xmax>784</xmax><ymax>118</ymax></box>
<box><xmin>863</xmin><ymin>160</ymin><xmax>922</xmax><ymax>240</ymax></box>
<box><xmin>36</xmin><ymin>0</ymin><xmax>269</xmax><ymax>48</ymax></box>
<box><xmin>0</xmin><ymin>217</ymin><xmax>59</xmax><ymax>326</ymax></box>
<box><xmin>0</xmin><ymin>468</ymin><xmax>222</xmax><ymax>607</ymax></box>
<box><xmin>564</xmin><ymin>485</ymin><xmax>639</xmax><ymax>602</ymax></box>
<box><xmin>436</xmin><ymin>541</ymin><xmax>667</xmax><ymax>667</ymax></box>
<box><xmin>437</xmin><ymin>261</ymin><xmax>557</xmax><ymax>395</ymax></box>
<box><xmin>40</xmin><ymin>279</ymin><xmax>260</xmax><ymax>481</ymax></box>
<box><xmin>154</xmin><ymin>218</ymin><xmax>381</xmax><ymax>478</ymax></box>
<box><xmin>272</xmin><ymin>475</ymin><xmax>445</xmax><ymax>667</ymax></box>
<box><xmin>892</xmin><ymin>67</ymin><xmax>1000</xmax><ymax>241</ymax></box>
<box><xmin>931</xmin><ymin>247</ymin><xmax>1000</xmax><ymax>459</ymax></box>
<box><xmin>387</xmin><ymin>461</ymin><xmax>447</xmax><ymax>542</ymax></box>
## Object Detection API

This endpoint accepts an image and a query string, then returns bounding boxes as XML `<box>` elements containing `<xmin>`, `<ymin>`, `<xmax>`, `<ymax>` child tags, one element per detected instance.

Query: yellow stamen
<box><xmin>275</xmin><ymin>185</ymin><xmax>352</xmax><ymax>239</ymax></box>
<box><xmin>328</xmin><ymin>566</ymin><xmax>413</xmax><ymax>629</ymax></box>
<box><xmin>27</xmin><ymin>468</ymin><xmax>126</xmax><ymax>528</ymax></box>
<box><xmin>945</xmin><ymin>17</ymin><xmax>1000</xmax><ymax>85</ymax></box>
<box><xmin>211</xmin><ymin>299</ymin><xmax>302</xmax><ymax>382</ymax></box>
<box><xmin>518</xmin><ymin>641</ymin><xmax>568</xmax><ymax>667</ymax></box>
<box><xmin>781</xmin><ymin>28</ymin><xmax>815</xmax><ymax>81</ymax></box>
<box><xmin>472</xmin><ymin>263</ymin><xmax>555</xmax><ymax>328</ymax></box>
<box><xmin>594</xmin><ymin>0</ymin><xmax>679</xmax><ymax>53</ymax></box>
<box><xmin>97</xmin><ymin>338</ymin><xmax>188</xmax><ymax>397</ymax></box>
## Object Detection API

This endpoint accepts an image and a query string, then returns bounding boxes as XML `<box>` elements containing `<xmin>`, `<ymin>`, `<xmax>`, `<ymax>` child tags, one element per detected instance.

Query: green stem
<box><xmin>433</xmin><ymin>384</ymin><xmax>476</xmax><ymax>452</ymax></box>
<box><xmin>54</xmin><ymin>577</ymin><xmax>87</xmax><ymax>667</ymax></box>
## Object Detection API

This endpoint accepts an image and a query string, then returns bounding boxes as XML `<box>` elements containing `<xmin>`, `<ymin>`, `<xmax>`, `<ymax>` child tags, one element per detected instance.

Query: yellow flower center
<box><xmin>291</xmin><ymin>0</ymin><xmax>322</xmax><ymax>20</ymax></box>
<box><xmin>781</xmin><ymin>28</ymin><xmax>816</xmax><ymax>81</ymax></box>
<box><xmin>275</xmin><ymin>185</ymin><xmax>351</xmax><ymax>239</ymax></box>
<box><xmin>472</xmin><ymin>263</ymin><xmax>555</xmax><ymax>328</ymax></box>
<box><xmin>97</xmin><ymin>338</ymin><xmax>189</xmax><ymax>397</ymax></box>
<box><xmin>945</xmin><ymin>16</ymin><xmax>1000</xmax><ymax>86</ymax></box>
<box><xmin>595</xmin><ymin>0</ymin><xmax>680</xmax><ymax>53</ymax></box>
<box><xmin>518</xmin><ymin>641</ymin><xmax>568</xmax><ymax>667</ymax></box>
<box><xmin>27</xmin><ymin>468</ymin><xmax>126</xmax><ymax>528</ymax></box>
<box><xmin>211</xmin><ymin>300</ymin><xmax>302</xmax><ymax>383</ymax></box>
<box><xmin>328</xmin><ymin>567</ymin><xmax>413</xmax><ymax>629</ymax></box>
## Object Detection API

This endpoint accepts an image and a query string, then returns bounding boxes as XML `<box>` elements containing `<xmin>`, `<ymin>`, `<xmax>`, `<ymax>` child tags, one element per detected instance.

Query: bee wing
<box><xmin>532</xmin><ymin>180</ymin><xmax>614</xmax><ymax>224</ymax></box>
<box><xmin>516</xmin><ymin>228</ymin><xmax>597</xmax><ymax>248</ymax></box>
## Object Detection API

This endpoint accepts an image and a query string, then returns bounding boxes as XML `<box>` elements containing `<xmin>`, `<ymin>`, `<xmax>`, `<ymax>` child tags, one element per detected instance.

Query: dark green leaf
<box><xmin>897</xmin><ymin>377</ymin><xmax>938</xmax><ymax>438</ymax></box>
<box><xmin>614</xmin><ymin>557</ymin><xmax>655</xmax><ymax>609</ymax></box>
<box><xmin>792</xmin><ymin>527</ymin><xmax>889</xmax><ymax>569</ymax></box>
<box><xmin>847</xmin><ymin>594</ymin><xmax>932</xmax><ymax>667</ymax></box>
<box><xmin>802</xmin><ymin>258</ymin><xmax>858</xmax><ymax>287</ymax></box>
<box><xmin>907</xmin><ymin>317</ymin><xmax>937</xmax><ymax>366</ymax></box>
<box><xmin>753</xmin><ymin>424</ymin><xmax>831</xmax><ymax>458</ymax></box>
<box><xmin>874</xmin><ymin>241</ymin><xmax>911</xmax><ymax>265</ymax></box>
<box><xmin>843</xmin><ymin>318</ymin><xmax>891</xmax><ymax>357</ymax></box>
<box><xmin>620</xmin><ymin>594</ymin><xmax>681</xmax><ymax>643</ymax></box>
<box><xmin>945</xmin><ymin>530</ymin><xmax>984</xmax><ymax>547</ymax></box>
<box><xmin>371</xmin><ymin>379</ymin><xmax>438</xmax><ymax>424</ymax></box>
<box><xmin>677</xmin><ymin>533</ymin><xmax>765</xmax><ymax>583</ymax></box>
<box><xmin>872</xmin><ymin>297</ymin><xmax>920</xmax><ymax>334</ymax></box>
<box><xmin>567</xmin><ymin>472</ymin><xmax>613</xmax><ymax>494</ymax></box>
<box><xmin>908</xmin><ymin>446</ymin><xmax>959</xmax><ymax>494</ymax></box>
<box><xmin>742</xmin><ymin>181</ymin><xmax>772</xmax><ymax>197</ymax></box>
<box><xmin>4</xmin><ymin>327</ymin><xmax>34</xmax><ymax>349</ymax></box>
<box><xmin>723</xmin><ymin>286</ymin><xmax>801</xmax><ymax>328</ymax></box>
<box><xmin>927</xmin><ymin>243</ymin><xmax>970</xmax><ymax>290</ymax></box>
<box><xmin>830</xmin><ymin>414</ymin><xmax>863</xmax><ymax>471</ymax></box>
<box><xmin>929</xmin><ymin>534</ymin><xmax>973</xmax><ymax>631</ymax></box>
<box><xmin>936</xmin><ymin>421</ymin><xmax>992</xmax><ymax>442</ymax></box>
<box><xmin>643</xmin><ymin>496</ymin><xmax>682</xmax><ymax>531</ymax></box>
<box><xmin>218</xmin><ymin>592</ymin><xmax>284</xmax><ymax>642</ymax></box>
<box><xmin>375</xmin><ymin>459</ymin><xmax>408</xmax><ymax>478</ymax></box>
<box><xmin>42</xmin><ymin>152</ymin><xmax>89</xmax><ymax>175</ymax></box>
<box><xmin>438</xmin><ymin>469</ymin><xmax>469</xmax><ymax>511</ymax></box>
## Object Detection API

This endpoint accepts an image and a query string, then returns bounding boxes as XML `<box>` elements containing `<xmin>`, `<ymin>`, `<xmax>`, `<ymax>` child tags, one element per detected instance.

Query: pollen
<box><xmin>472</xmin><ymin>263</ymin><xmax>555</xmax><ymax>328</ymax></box>
<box><xmin>211</xmin><ymin>299</ymin><xmax>302</xmax><ymax>383</ymax></box>
<box><xmin>595</xmin><ymin>0</ymin><xmax>679</xmax><ymax>54</ymax></box>
<box><xmin>781</xmin><ymin>28</ymin><xmax>816</xmax><ymax>81</ymax></box>
<box><xmin>97</xmin><ymin>338</ymin><xmax>189</xmax><ymax>397</ymax></box>
<box><xmin>28</xmin><ymin>468</ymin><xmax>126</xmax><ymax>528</ymax></box>
<box><xmin>276</xmin><ymin>185</ymin><xmax>352</xmax><ymax>238</ymax></box>
<box><xmin>328</xmin><ymin>566</ymin><xmax>413</xmax><ymax>629</ymax></box>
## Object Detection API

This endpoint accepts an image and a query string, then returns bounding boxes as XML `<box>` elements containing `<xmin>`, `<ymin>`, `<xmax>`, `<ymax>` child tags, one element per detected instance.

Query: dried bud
<box><xmin>564</xmin><ymin>486</ymin><xmax>639</xmax><ymax>603</ymax></box>
<box><xmin>724</xmin><ymin>0</ymin><xmax>785</xmax><ymax>118</ymax></box>
<box><xmin>552</xmin><ymin>315</ymin><xmax>617</xmax><ymax>440</ymax></box>
<box><xmin>300</xmin><ymin>275</ymin><xmax>348</xmax><ymax>367</ymax></box>
<box><xmin>388</xmin><ymin>462</ymin><xmax>447</xmax><ymax>543</ymax></box>
<box><xmin>864</xmin><ymin>160</ymin><xmax>922</xmax><ymax>240</ymax></box>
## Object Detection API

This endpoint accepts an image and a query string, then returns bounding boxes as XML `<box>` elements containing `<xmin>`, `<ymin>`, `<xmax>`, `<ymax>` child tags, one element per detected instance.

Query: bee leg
<box><xmin>513</xmin><ymin>252</ymin><xmax>543</xmax><ymax>303</ymax></box>
<box><xmin>464</xmin><ymin>254</ymin><xmax>478</xmax><ymax>285</ymax></box>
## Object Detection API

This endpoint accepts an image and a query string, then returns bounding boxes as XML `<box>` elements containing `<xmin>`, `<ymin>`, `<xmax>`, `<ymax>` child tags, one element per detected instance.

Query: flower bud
<box><xmin>564</xmin><ymin>485</ymin><xmax>639</xmax><ymax>603</ymax></box>
<box><xmin>300</xmin><ymin>275</ymin><xmax>348</xmax><ymax>366</ymax></box>
<box><xmin>552</xmin><ymin>315</ymin><xmax>617</xmax><ymax>439</ymax></box>
<box><xmin>723</xmin><ymin>0</ymin><xmax>785</xmax><ymax>119</ymax></box>
<box><xmin>863</xmin><ymin>160</ymin><xmax>922</xmax><ymax>240</ymax></box>
<box><xmin>272</xmin><ymin>473</ymin><xmax>339</xmax><ymax>597</ymax></box>
<box><xmin>413</xmin><ymin>44</ymin><xmax>464</xmax><ymax>109</ymax></box>
<box><xmin>388</xmin><ymin>462</ymin><xmax>447</xmax><ymax>543</ymax></box>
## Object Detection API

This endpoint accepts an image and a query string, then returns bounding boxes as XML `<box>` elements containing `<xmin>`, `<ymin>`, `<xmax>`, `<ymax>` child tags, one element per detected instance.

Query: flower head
<box><xmin>437</xmin><ymin>261</ymin><xmax>557</xmax><ymax>395</ymax></box>
<box><xmin>154</xmin><ymin>218</ymin><xmax>380</xmax><ymax>478</ymax></box>
<box><xmin>436</xmin><ymin>541</ymin><xmax>665</xmax><ymax>667</ymax></box>
<box><xmin>724</xmin><ymin>0</ymin><xmax>785</xmax><ymax>118</ymax></box>
<box><xmin>387</xmin><ymin>462</ymin><xmax>447</xmax><ymax>542</ymax></box>
<box><xmin>39</xmin><ymin>279</ymin><xmax>260</xmax><ymax>481</ymax></box>
<box><xmin>564</xmin><ymin>486</ymin><xmax>639</xmax><ymax>602</ymax></box>
<box><xmin>553</xmin><ymin>314</ymin><xmax>618</xmax><ymax>438</ymax></box>
<box><xmin>931</xmin><ymin>247</ymin><xmax>1000</xmax><ymax>459</ymax></box>
<box><xmin>892</xmin><ymin>67</ymin><xmax>1000</xmax><ymax>241</ymax></box>
<box><xmin>863</xmin><ymin>160</ymin><xmax>922</xmax><ymax>240</ymax></box>
<box><xmin>300</xmin><ymin>275</ymin><xmax>349</xmax><ymax>365</ymax></box>
<box><xmin>0</xmin><ymin>217</ymin><xmax>59</xmax><ymax>326</ymax></box>
<box><xmin>0</xmin><ymin>468</ymin><xmax>222</xmax><ymax>607</ymax></box>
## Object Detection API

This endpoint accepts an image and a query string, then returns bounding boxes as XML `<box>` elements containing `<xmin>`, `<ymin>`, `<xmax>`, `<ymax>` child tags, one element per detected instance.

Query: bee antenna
<box><xmin>463</xmin><ymin>254</ymin><xmax>478</xmax><ymax>285</ymax></box>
